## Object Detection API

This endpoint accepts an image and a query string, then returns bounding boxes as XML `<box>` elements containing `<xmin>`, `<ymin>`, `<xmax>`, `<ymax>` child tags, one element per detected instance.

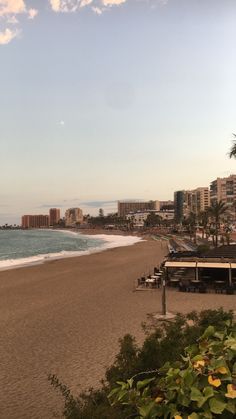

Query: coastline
<box><xmin>0</xmin><ymin>229</ymin><xmax>144</xmax><ymax>272</ymax></box>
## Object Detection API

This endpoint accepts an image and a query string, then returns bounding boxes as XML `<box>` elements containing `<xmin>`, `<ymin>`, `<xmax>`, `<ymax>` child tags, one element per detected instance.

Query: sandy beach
<box><xmin>0</xmin><ymin>237</ymin><xmax>236</xmax><ymax>419</ymax></box>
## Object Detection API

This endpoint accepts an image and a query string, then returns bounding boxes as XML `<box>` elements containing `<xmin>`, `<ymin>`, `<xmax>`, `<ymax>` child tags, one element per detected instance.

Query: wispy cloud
<box><xmin>49</xmin><ymin>0</ymin><xmax>168</xmax><ymax>15</ymax></box>
<box><xmin>28</xmin><ymin>8</ymin><xmax>38</xmax><ymax>19</ymax></box>
<box><xmin>92</xmin><ymin>6</ymin><xmax>102</xmax><ymax>14</ymax></box>
<box><xmin>0</xmin><ymin>27</ymin><xmax>18</xmax><ymax>44</ymax></box>
<box><xmin>0</xmin><ymin>0</ymin><xmax>25</xmax><ymax>17</ymax></box>
<box><xmin>81</xmin><ymin>200</ymin><xmax>117</xmax><ymax>208</ymax></box>
<box><xmin>0</xmin><ymin>0</ymin><xmax>168</xmax><ymax>45</ymax></box>
<box><xmin>37</xmin><ymin>204</ymin><xmax>63</xmax><ymax>208</ymax></box>
<box><xmin>101</xmin><ymin>0</ymin><xmax>126</xmax><ymax>6</ymax></box>
<box><xmin>0</xmin><ymin>0</ymin><xmax>38</xmax><ymax>45</ymax></box>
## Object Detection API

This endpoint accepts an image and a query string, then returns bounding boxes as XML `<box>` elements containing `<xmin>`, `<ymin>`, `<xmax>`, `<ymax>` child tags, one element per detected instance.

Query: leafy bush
<box><xmin>49</xmin><ymin>309</ymin><xmax>234</xmax><ymax>418</ymax></box>
<box><xmin>109</xmin><ymin>318</ymin><xmax>236</xmax><ymax>418</ymax></box>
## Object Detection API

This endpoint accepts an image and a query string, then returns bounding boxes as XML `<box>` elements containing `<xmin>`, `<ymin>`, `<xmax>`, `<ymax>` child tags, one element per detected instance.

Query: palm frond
<box><xmin>229</xmin><ymin>133</ymin><xmax>236</xmax><ymax>159</ymax></box>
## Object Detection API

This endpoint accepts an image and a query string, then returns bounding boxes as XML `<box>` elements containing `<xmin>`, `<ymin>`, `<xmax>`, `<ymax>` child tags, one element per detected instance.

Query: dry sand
<box><xmin>0</xmin><ymin>238</ymin><xmax>235</xmax><ymax>419</ymax></box>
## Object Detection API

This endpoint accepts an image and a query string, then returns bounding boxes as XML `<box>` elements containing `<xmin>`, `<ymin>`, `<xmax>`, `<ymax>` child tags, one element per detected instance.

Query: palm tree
<box><xmin>198</xmin><ymin>210</ymin><xmax>209</xmax><ymax>239</ymax></box>
<box><xmin>229</xmin><ymin>133</ymin><xmax>236</xmax><ymax>158</ymax></box>
<box><xmin>184</xmin><ymin>212</ymin><xmax>197</xmax><ymax>242</ymax></box>
<box><xmin>208</xmin><ymin>200</ymin><xmax>228</xmax><ymax>247</ymax></box>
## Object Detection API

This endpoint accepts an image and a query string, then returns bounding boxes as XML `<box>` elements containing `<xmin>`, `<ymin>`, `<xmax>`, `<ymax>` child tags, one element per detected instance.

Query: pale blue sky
<box><xmin>0</xmin><ymin>0</ymin><xmax>236</xmax><ymax>224</ymax></box>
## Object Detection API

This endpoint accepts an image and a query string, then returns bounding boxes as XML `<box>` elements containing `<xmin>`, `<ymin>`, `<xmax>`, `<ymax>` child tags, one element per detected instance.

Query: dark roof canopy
<box><xmin>168</xmin><ymin>245</ymin><xmax>236</xmax><ymax>263</ymax></box>
<box><xmin>203</xmin><ymin>245</ymin><xmax>236</xmax><ymax>259</ymax></box>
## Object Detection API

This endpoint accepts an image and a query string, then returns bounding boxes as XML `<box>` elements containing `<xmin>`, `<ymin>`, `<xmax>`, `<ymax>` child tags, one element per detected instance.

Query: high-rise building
<box><xmin>210</xmin><ymin>175</ymin><xmax>236</xmax><ymax>205</ymax></box>
<box><xmin>191</xmin><ymin>188</ymin><xmax>210</xmax><ymax>214</ymax></box>
<box><xmin>174</xmin><ymin>191</ymin><xmax>188</xmax><ymax>223</ymax></box>
<box><xmin>21</xmin><ymin>215</ymin><xmax>49</xmax><ymax>229</ymax></box>
<box><xmin>65</xmin><ymin>208</ymin><xmax>83</xmax><ymax>227</ymax></box>
<box><xmin>174</xmin><ymin>187</ymin><xmax>210</xmax><ymax>223</ymax></box>
<box><xmin>49</xmin><ymin>208</ymin><xmax>60</xmax><ymax>226</ymax></box>
<box><xmin>118</xmin><ymin>200</ymin><xmax>160</xmax><ymax>217</ymax></box>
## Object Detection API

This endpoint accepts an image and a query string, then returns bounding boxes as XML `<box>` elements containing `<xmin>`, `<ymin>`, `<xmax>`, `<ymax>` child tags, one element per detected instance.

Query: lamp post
<box><xmin>162</xmin><ymin>270</ymin><xmax>167</xmax><ymax>316</ymax></box>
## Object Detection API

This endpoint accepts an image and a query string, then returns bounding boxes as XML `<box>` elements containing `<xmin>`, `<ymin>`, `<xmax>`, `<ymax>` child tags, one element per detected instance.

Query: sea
<box><xmin>0</xmin><ymin>229</ymin><xmax>142</xmax><ymax>270</ymax></box>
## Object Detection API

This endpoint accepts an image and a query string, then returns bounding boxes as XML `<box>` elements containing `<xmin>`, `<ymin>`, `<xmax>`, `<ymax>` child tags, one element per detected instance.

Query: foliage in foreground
<box><xmin>49</xmin><ymin>309</ymin><xmax>235</xmax><ymax>418</ymax></box>
<box><xmin>109</xmin><ymin>320</ymin><xmax>236</xmax><ymax>418</ymax></box>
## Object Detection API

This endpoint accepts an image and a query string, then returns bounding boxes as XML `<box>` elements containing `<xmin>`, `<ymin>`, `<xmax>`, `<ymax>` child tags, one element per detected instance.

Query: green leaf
<box><xmin>225</xmin><ymin>338</ymin><xmax>236</xmax><ymax>351</ymax></box>
<box><xmin>138</xmin><ymin>401</ymin><xmax>156</xmax><ymax>418</ymax></box>
<box><xmin>116</xmin><ymin>389</ymin><xmax>128</xmax><ymax>402</ymax></box>
<box><xmin>183</xmin><ymin>369</ymin><xmax>194</xmax><ymax>387</ymax></box>
<box><xmin>116</xmin><ymin>380</ymin><xmax>127</xmax><ymax>390</ymax></box>
<box><xmin>108</xmin><ymin>387</ymin><xmax>120</xmax><ymax>398</ymax></box>
<box><xmin>166</xmin><ymin>390</ymin><xmax>176</xmax><ymax>401</ymax></box>
<box><xmin>137</xmin><ymin>377</ymin><xmax>155</xmax><ymax>391</ymax></box>
<box><xmin>214</xmin><ymin>331</ymin><xmax>225</xmax><ymax>341</ymax></box>
<box><xmin>188</xmin><ymin>413</ymin><xmax>200</xmax><ymax>419</ymax></box>
<box><xmin>186</xmin><ymin>344</ymin><xmax>199</xmax><ymax>356</ymax></box>
<box><xmin>226</xmin><ymin>399</ymin><xmax>236</xmax><ymax>414</ymax></box>
<box><xmin>203</xmin><ymin>386</ymin><xmax>214</xmax><ymax>399</ymax></box>
<box><xmin>177</xmin><ymin>392</ymin><xmax>190</xmax><ymax>407</ymax></box>
<box><xmin>202</xmin><ymin>325</ymin><xmax>215</xmax><ymax>339</ymax></box>
<box><xmin>127</xmin><ymin>378</ymin><xmax>134</xmax><ymax>388</ymax></box>
<box><xmin>191</xmin><ymin>387</ymin><xmax>203</xmax><ymax>402</ymax></box>
<box><xmin>209</xmin><ymin>397</ymin><xmax>226</xmax><ymax>414</ymax></box>
<box><xmin>201</xmin><ymin>410</ymin><xmax>213</xmax><ymax>419</ymax></box>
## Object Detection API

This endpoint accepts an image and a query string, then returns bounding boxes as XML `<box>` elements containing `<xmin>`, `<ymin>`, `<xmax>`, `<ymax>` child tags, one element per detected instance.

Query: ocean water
<box><xmin>0</xmin><ymin>229</ymin><xmax>142</xmax><ymax>270</ymax></box>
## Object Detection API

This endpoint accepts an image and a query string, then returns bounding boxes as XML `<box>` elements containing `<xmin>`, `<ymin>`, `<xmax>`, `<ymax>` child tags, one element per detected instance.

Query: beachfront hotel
<box><xmin>21</xmin><ymin>215</ymin><xmax>49</xmax><ymax>229</ymax></box>
<box><xmin>117</xmin><ymin>200</ymin><xmax>174</xmax><ymax>218</ymax></box>
<box><xmin>126</xmin><ymin>209</ymin><xmax>174</xmax><ymax>228</ymax></box>
<box><xmin>118</xmin><ymin>200</ymin><xmax>160</xmax><ymax>218</ymax></box>
<box><xmin>49</xmin><ymin>208</ymin><xmax>60</xmax><ymax>226</ymax></box>
<box><xmin>64</xmin><ymin>208</ymin><xmax>83</xmax><ymax>227</ymax></box>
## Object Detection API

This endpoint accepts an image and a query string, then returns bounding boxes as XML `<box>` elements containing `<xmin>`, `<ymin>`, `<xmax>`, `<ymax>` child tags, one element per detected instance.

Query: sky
<box><xmin>1</xmin><ymin>0</ymin><xmax>236</xmax><ymax>224</ymax></box>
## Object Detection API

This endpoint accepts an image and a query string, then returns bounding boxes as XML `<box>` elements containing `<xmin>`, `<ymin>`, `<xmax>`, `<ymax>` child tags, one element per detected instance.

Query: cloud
<box><xmin>7</xmin><ymin>15</ymin><xmax>18</xmax><ymax>23</ymax></box>
<box><xmin>81</xmin><ymin>200</ymin><xmax>117</xmax><ymax>208</ymax></box>
<box><xmin>0</xmin><ymin>0</ymin><xmax>25</xmax><ymax>17</ymax></box>
<box><xmin>50</xmin><ymin>0</ymin><xmax>81</xmax><ymax>12</ymax></box>
<box><xmin>48</xmin><ymin>0</ymin><xmax>168</xmax><ymax>16</ymax></box>
<box><xmin>28</xmin><ymin>8</ymin><xmax>38</xmax><ymax>19</ymax></box>
<box><xmin>1</xmin><ymin>0</ymin><xmax>168</xmax><ymax>45</ymax></box>
<box><xmin>0</xmin><ymin>27</ymin><xmax>18</xmax><ymax>44</ymax></box>
<box><xmin>0</xmin><ymin>0</ymin><xmax>38</xmax><ymax>45</ymax></box>
<box><xmin>101</xmin><ymin>0</ymin><xmax>126</xmax><ymax>6</ymax></box>
<box><xmin>49</xmin><ymin>0</ymin><xmax>129</xmax><ymax>14</ymax></box>
<box><xmin>92</xmin><ymin>6</ymin><xmax>102</xmax><ymax>14</ymax></box>
<box><xmin>80</xmin><ymin>0</ymin><xmax>93</xmax><ymax>7</ymax></box>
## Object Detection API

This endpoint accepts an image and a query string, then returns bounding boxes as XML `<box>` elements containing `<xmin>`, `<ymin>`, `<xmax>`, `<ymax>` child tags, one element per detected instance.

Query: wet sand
<box><xmin>0</xmin><ymin>238</ymin><xmax>236</xmax><ymax>419</ymax></box>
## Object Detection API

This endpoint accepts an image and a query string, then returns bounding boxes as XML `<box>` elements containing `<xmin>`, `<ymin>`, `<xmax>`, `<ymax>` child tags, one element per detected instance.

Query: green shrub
<box><xmin>109</xmin><ymin>317</ymin><xmax>236</xmax><ymax>418</ymax></box>
<box><xmin>49</xmin><ymin>309</ymin><xmax>234</xmax><ymax>418</ymax></box>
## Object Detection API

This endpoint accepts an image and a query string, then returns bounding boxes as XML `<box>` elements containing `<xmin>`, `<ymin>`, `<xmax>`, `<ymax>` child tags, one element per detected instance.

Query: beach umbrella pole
<box><xmin>162</xmin><ymin>276</ymin><xmax>167</xmax><ymax>316</ymax></box>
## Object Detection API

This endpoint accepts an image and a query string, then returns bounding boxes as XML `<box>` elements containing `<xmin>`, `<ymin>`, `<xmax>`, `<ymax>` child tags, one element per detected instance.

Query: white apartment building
<box><xmin>126</xmin><ymin>210</ymin><xmax>174</xmax><ymax>227</ymax></box>
<box><xmin>210</xmin><ymin>175</ymin><xmax>236</xmax><ymax>205</ymax></box>
<box><xmin>65</xmin><ymin>208</ymin><xmax>83</xmax><ymax>227</ymax></box>
<box><xmin>191</xmin><ymin>187</ymin><xmax>210</xmax><ymax>214</ymax></box>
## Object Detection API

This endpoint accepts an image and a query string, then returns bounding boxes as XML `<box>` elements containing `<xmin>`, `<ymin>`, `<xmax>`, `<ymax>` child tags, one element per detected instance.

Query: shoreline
<box><xmin>0</xmin><ymin>229</ymin><xmax>145</xmax><ymax>272</ymax></box>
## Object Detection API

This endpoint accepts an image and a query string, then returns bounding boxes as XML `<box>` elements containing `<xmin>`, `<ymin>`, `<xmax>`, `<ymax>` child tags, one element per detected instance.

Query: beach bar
<box><xmin>164</xmin><ymin>245</ymin><xmax>236</xmax><ymax>293</ymax></box>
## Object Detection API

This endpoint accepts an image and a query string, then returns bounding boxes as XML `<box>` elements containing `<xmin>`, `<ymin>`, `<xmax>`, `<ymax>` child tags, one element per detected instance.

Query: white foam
<box><xmin>0</xmin><ymin>234</ymin><xmax>143</xmax><ymax>272</ymax></box>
